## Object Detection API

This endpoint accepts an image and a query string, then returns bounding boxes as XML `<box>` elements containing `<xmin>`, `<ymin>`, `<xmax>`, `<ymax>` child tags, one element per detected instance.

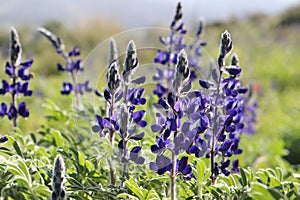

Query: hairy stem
<box><xmin>170</xmin><ymin>150</ymin><xmax>177</xmax><ymax>200</ymax></box>
<box><xmin>210</xmin><ymin>71</ymin><xmax>223</xmax><ymax>184</ymax></box>
<box><xmin>108</xmin><ymin>92</ymin><xmax>116</xmax><ymax>185</ymax></box>
<box><xmin>70</xmin><ymin>70</ymin><xmax>81</xmax><ymax>108</ymax></box>
<box><xmin>12</xmin><ymin>65</ymin><xmax>17</xmax><ymax>128</ymax></box>
<box><xmin>121</xmin><ymin>140</ymin><xmax>128</xmax><ymax>188</ymax></box>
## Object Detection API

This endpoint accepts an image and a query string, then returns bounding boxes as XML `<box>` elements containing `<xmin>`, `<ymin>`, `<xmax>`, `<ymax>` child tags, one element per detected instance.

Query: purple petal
<box><xmin>151</xmin><ymin>124</ymin><xmax>162</xmax><ymax>133</ymax></box>
<box><xmin>182</xmin><ymin>166</ymin><xmax>192</xmax><ymax>175</ymax></box>
<box><xmin>92</xmin><ymin>125</ymin><xmax>101</xmax><ymax>133</ymax></box>
<box><xmin>138</xmin><ymin>120</ymin><xmax>147</xmax><ymax>127</ymax></box>
<box><xmin>149</xmin><ymin>162</ymin><xmax>158</xmax><ymax>171</ymax></box>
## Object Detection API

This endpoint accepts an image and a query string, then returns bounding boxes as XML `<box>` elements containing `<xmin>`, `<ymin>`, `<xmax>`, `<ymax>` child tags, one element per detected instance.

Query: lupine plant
<box><xmin>150</xmin><ymin>50</ymin><xmax>194</xmax><ymax>199</ymax></box>
<box><xmin>38</xmin><ymin>27</ymin><xmax>92</xmax><ymax>108</ymax></box>
<box><xmin>92</xmin><ymin>40</ymin><xmax>147</xmax><ymax>187</ymax></box>
<box><xmin>0</xmin><ymin>27</ymin><xmax>33</xmax><ymax>128</ymax></box>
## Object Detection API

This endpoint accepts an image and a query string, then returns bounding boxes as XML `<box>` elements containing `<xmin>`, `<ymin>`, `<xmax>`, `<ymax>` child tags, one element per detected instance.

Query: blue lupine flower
<box><xmin>150</xmin><ymin>154</ymin><xmax>172</xmax><ymax>175</ymax></box>
<box><xmin>232</xmin><ymin>159</ymin><xmax>239</xmax><ymax>173</ymax></box>
<box><xmin>92</xmin><ymin>115</ymin><xmax>118</xmax><ymax>137</ymax></box>
<box><xmin>129</xmin><ymin>146</ymin><xmax>145</xmax><ymax>164</ymax></box>
<box><xmin>69</xmin><ymin>46</ymin><xmax>80</xmax><ymax>57</ymax></box>
<box><xmin>151</xmin><ymin>134</ymin><xmax>173</xmax><ymax>154</ymax></box>
<box><xmin>18</xmin><ymin>60</ymin><xmax>33</xmax><ymax>81</ymax></box>
<box><xmin>0</xmin><ymin>103</ymin><xmax>7</xmax><ymax>117</ymax></box>
<box><xmin>176</xmin><ymin>157</ymin><xmax>192</xmax><ymax>176</ymax></box>
<box><xmin>0</xmin><ymin>136</ymin><xmax>8</xmax><ymax>143</ymax></box>
<box><xmin>0</xmin><ymin>28</ymin><xmax>33</xmax><ymax>127</ymax></box>
<box><xmin>61</xmin><ymin>82</ymin><xmax>73</xmax><ymax>95</ymax></box>
<box><xmin>19</xmin><ymin>82</ymin><xmax>33</xmax><ymax>96</ymax></box>
<box><xmin>5</xmin><ymin>62</ymin><xmax>14</xmax><ymax>76</ymax></box>
<box><xmin>131</xmin><ymin>110</ymin><xmax>147</xmax><ymax>127</ymax></box>
<box><xmin>76</xmin><ymin>81</ymin><xmax>92</xmax><ymax>95</ymax></box>
<box><xmin>18</xmin><ymin>102</ymin><xmax>29</xmax><ymax>118</ymax></box>
<box><xmin>128</xmin><ymin>88</ymin><xmax>146</xmax><ymax>105</ymax></box>
<box><xmin>7</xmin><ymin>104</ymin><xmax>17</xmax><ymax>120</ymax></box>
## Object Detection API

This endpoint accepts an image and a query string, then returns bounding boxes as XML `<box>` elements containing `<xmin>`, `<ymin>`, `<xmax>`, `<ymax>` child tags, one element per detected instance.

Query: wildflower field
<box><xmin>0</xmin><ymin>2</ymin><xmax>300</xmax><ymax>200</ymax></box>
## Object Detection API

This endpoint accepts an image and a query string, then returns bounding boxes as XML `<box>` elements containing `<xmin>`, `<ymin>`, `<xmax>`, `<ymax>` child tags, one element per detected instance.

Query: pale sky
<box><xmin>0</xmin><ymin>0</ymin><xmax>299</xmax><ymax>28</ymax></box>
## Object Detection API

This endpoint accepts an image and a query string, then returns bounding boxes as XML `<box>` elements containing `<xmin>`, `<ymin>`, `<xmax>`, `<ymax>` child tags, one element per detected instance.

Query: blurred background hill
<box><xmin>0</xmin><ymin>0</ymin><xmax>300</xmax><ymax>169</ymax></box>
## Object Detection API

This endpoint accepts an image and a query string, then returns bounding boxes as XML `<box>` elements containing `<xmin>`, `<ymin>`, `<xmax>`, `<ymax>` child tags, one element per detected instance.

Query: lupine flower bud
<box><xmin>196</xmin><ymin>18</ymin><xmax>206</xmax><ymax>38</ymax></box>
<box><xmin>173</xmin><ymin>50</ymin><xmax>190</xmax><ymax>93</ymax></box>
<box><xmin>123</xmin><ymin>40</ymin><xmax>138</xmax><ymax>83</ymax></box>
<box><xmin>38</xmin><ymin>27</ymin><xmax>67</xmax><ymax>59</ymax></box>
<box><xmin>218</xmin><ymin>30</ymin><xmax>233</xmax><ymax>68</ymax></box>
<box><xmin>52</xmin><ymin>155</ymin><xmax>66</xmax><ymax>200</ymax></box>
<box><xmin>10</xmin><ymin>27</ymin><xmax>22</xmax><ymax>67</ymax></box>
<box><xmin>108</xmin><ymin>38</ymin><xmax>118</xmax><ymax>66</ymax></box>
<box><xmin>119</xmin><ymin>105</ymin><xmax>129</xmax><ymax>138</ymax></box>
<box><xmin>171</xmin><ymin>2</ymin><xmax>185</xmax><ymax>33</ymax></box>
<box><xmin>231</xmin><ymin>53</ymin><xmax>239</xmax><ymax>66</ymax></box>
<box><xmin>107</xmin><ymin>61</ymin><xmax>121</xmax><ymax>92</ymax></box>
<box><xmin>220</xmin><ymin>30</ymin><xmax>232</xmax><ymax>56</ymax></box>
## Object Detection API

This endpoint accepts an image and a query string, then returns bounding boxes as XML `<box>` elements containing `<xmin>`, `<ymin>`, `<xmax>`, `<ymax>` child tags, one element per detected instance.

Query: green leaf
<box><xmin>17</xmin><ymin>159</ymin><xmax>32</xmax><ymax>186</ymax></box>
<box><xmin>250</xmin><ymin>182</ymin><xmax>274</xmax><ymax>200</ymax></box>
<box><xmin>240</xmin><ymin>168</ymin><xmax>248</xmax><ymax>187</ymax></box>
<box><xmin>145</xmin><ymin>189</ymin><xmax>160</xmax><ymax>200</ymax></box>
<box><xmin>117</xmin><ymin>193</ymin><xmax>139</xmax><ymax>200</ymax></box>
<box><xmin>268</xmin><ymin>188</ymin><xmax>285</xmax><ymax>199</ymax></box>
<box><xmin>7</xmin><ymin>161</ymin><xmax>30</xmax><ymax>188</ymax></box>
<box><xmin>125</xmin><ymin>178</ymin><xmax>144</xmax><ymax>199</ymax></box>
<box><xmin>78</xmin><ymin>151</ymin><xmax>85</xmax><ymax>167</ymax></box>
<box><xmin>195</xmin><ymin>159</ymin><xmax>205</xmax><ymax>181</ymax></box>
<box><xmin>50</xmin><ymin>129</ymin><xmax>63</xmax><ymax>146</ymax></box>
<box><xmin>7</xmin><ymin>136</ymin><xmax>23</xmax><ymax>158</ymax></box>
<box><xmin>32</xmin><ymin>185</ymin><xmax>51</xmax><ymax>196</ymax></box>
<box><xmin>275</xmin><ymin>167</ymin><xmax>283</xmax><ymax>181</ymax></box>
<box><xmin>0</xmin><ymin>147</ymin><xmax>14</xmax><ymax>156</ymax></box>
<box><xmin>203</xmin><ymin>170</ymin><xmax>211</xmax><ymax>182</ymax></box>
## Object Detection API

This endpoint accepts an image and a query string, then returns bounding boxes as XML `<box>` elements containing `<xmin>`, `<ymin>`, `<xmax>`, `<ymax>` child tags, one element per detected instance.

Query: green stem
<box><xmin>170</xmin><ymin>150</ymin><xmax>177</xmax><ymax>200</ymax></box>
<box><xmin>121</xmin><ymin>140</ymin><xmax>128</xmax><ymax>188</ymax></box>
<box><xmin>12</xmin><ymin>65</ymin><xmax>17</xmax><ymax>128</ymax></box>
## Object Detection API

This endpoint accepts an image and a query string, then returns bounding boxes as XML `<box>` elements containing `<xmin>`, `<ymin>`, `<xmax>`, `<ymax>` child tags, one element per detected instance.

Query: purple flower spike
<box><xmin>0</xmin><ymin>28</ymin><xmax>34</xmax><ymax>126</ymax></box>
